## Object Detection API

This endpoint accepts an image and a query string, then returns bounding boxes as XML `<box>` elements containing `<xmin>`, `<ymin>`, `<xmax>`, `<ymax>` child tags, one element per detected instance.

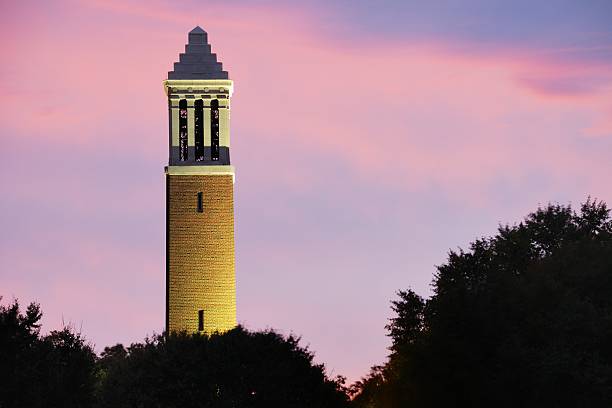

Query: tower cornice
<box><xmin>164</xmin><ymin>79</ymin><xmax>234</xmax><ymax>97</ymax></box>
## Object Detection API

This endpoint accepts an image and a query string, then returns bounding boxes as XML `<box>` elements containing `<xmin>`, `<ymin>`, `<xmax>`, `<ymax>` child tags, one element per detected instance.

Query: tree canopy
<box><xmin>0</xmin><ymin>298</ymin><xmax>97</xmax><ymax>408</ymax></box>
<box><xmin>352</xmin><ymin>200</ymin><xmax>612</xmax><ymax>407</ymax></box>
<box><xmin>96</xmin><ymin>328</ymin><xmax>349</xmax><ymax>408</ymax></box>
<box><xmin>0</xmin><ymin>298</ymin><xmax>348</xmax><ymax>407</ymax></box>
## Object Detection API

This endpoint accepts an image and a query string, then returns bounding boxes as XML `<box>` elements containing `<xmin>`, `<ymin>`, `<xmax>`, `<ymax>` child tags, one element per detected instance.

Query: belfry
<box><xmin>164</xmin><ymin>27</ymin><xmax>236</xmax><ymax>334</ymax></box>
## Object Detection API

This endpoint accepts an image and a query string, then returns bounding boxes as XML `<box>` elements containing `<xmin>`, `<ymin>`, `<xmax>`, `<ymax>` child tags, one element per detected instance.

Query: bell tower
<box><xmin>164</xmin><ymin>26</ymin><xmax>236</xmax><ymax>334</ymax></box>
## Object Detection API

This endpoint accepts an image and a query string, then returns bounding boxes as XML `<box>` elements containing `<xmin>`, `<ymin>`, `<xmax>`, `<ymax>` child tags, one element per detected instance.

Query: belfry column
<box><xmin>170</xmin><ymin>101</ymin><xmax>179</xmax><ymax>153</ymax></box>
<box><xmin>187</xmin><ymin>99</ymin><xmax>195</xmax><ymax>150</ymax></box>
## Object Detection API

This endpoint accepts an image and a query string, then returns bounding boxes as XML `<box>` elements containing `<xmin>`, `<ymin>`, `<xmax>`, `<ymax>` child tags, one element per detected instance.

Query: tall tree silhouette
<box><xmin>0</xmin><ymin>298</ymin><xmax>96</xmax><ymax>408</ymax></box>
<box><xmin>352</xmin><ymin>200</ymin><xmax>612</xmax><ymax>407</ymax></box>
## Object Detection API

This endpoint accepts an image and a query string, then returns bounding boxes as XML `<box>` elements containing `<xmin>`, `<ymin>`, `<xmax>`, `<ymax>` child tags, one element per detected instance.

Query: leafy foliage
<box><xmin>0</xmin><ymin>298</ymin><xmax>348</xmax><ymax>407</ymax></box>
<box><xmin>0</xmin><ymin>298</ymin><xmax>96</xmax><ymax>408</ymax></box>
<box><xmin>352</xmin><ymin>199</ymin><xmax>612</xmax><ymax>407</ymax></box>
<box><xmin>95</xmin><ymin>327</ymin><xmax>349</xmax><ymax>408</ymax></box>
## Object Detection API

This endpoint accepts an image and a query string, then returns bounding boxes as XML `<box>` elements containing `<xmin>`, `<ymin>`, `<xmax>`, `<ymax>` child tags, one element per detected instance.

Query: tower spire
<box><xmin>168</xmin><ymin>27</ymin><xmax>228</xmax><ymax>80</ymax></box>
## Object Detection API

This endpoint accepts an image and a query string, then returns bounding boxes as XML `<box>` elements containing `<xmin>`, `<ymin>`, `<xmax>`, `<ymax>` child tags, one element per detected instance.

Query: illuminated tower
<box><xmin>164</xmin><ymin>27</ymin><xmax>235</xmax><ymax>334</ymax></box>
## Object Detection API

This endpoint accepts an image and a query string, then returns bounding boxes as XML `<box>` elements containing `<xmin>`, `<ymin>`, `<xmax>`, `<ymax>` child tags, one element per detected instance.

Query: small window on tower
<box><xmin>179</xmin><ymin>99</ymin><xmax>188</xmax><ymax>161</ymax></box>
<box><xmin>198</xmin><ymin>310</ymin><xmax>204</xmax><ymax>331</ymax></box>
<box><xmin>210</xmin><ymin>99</ymin><xmax>220</xmax><ymax>161</ymax></box>
<box><xmin>197</xmin><ymin>192</ymin><xmax>203</xmax><ymax>213</ymax></box>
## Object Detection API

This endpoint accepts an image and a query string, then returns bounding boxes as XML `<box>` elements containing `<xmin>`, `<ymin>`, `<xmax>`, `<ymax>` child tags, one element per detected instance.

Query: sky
<box><xmin>1</xmin><ymin>0</ymin><xmax>612</xmax><ymax>382</ymax></box>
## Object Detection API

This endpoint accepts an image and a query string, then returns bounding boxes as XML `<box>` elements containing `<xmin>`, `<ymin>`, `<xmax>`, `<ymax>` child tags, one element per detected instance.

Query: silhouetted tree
<box><xmin>1</xmin><ymin>298</ymin><xmax>349</xmax><ymax>407</ymax></box>
<box><xmin>352</xmin><ymin>199</ymin><xmax>612</xmax><ymax>407</ymax></box>
<box><xmin>349</xmin><ymin>366</ymin><xmax>390</xmax><ymax>408</ymax></box>
<box><xmin>0</xmin><ymin>298</ymin><xmax>96</xmax><ymax>408</ymax></box>
<box><xmin>95</xmin><ymin>327</ymin><xmax>349</xmax><ymax>408</ymax></box>
<box><xmin>0</xmin><ymin>298</ymin><xmax>42</xmax><ymax>407</ymax></box>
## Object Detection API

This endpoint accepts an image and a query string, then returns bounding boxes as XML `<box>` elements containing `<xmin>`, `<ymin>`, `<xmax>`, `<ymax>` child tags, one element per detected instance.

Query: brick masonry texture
<box><xmin>167</xmin><ymin>174</ymin><xmax>236</xmax><ymax>333</ymax></box>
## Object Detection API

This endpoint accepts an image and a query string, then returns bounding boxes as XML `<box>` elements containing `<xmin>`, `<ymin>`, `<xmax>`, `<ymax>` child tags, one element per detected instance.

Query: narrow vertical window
<box><xmin>197</xmin><ymin>192</ymin><xmax>203</xmax><ymax>213</ymax></box>
<box><xmin>198</xmin><ymin>310</ymin><xmax>204</xmax><ymax>331</ymax></box>
<box><xmin>179</xmin><ymin>99</ymin><xmax>188</xmax><ymax>161</ymax></box>
<box><xmin>194</xmin><ymin>99</ymin><xmax>204</xmax><ymax>161</ymax></box>
<box><xmin>210</xmin><ymin>99</ymin><xmax>219</xmax><ymax>161</ymax></box>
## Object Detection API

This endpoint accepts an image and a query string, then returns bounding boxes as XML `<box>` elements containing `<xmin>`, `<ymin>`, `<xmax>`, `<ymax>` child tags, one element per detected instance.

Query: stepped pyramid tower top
<box><xmin>168</xmin><ymin>26</ymin><xmax>229</xmax><ymax>80</ymax></box>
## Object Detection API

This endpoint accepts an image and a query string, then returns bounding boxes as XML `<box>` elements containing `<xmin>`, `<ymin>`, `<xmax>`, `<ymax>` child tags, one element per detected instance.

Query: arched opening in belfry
<box><xmin>194</xmin><ymin>99</ymin><xmax>204</xmax><ymax>161</ymax></box>
<box><xmin>178</xmin><ymin>99</ymin><xmax>188</xmax><ymax>161</ymax></box>
<box><xmin>210</xmin><ymin>99</ymin><xmax>220</xmax><ymax>161</ymax></box>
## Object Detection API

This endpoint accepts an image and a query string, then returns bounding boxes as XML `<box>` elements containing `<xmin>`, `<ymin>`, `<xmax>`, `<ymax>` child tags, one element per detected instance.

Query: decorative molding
<box><xmin>165</xmin><ymin>165</ymin><xmax>235</xmax><ymax>183</ymax></box>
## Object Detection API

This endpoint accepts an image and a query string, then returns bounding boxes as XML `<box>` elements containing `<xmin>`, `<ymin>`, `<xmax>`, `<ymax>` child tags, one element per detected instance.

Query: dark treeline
<box><xmin>351</xmin><ymin>199</ymin><xmax>612</xmax><ymax>407</ymax></box>
<box><xmin>0</xmin><ymin>301</ymin><xmax>348</xmax><ymax>408</ymax></box>
<box><xmin>0</xmin><ymin>301</ymin><xmax>97</xmax><ymax>407</ymax></box>
<box><xmin>2</xmin><ymin>200</ymin><xmax>612</xmax><ymax>407</ymax></box>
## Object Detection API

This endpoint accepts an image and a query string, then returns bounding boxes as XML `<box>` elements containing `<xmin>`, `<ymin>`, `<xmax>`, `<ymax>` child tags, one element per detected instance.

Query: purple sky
<box><xmin>1</xmin><ymin>0</ymin><xmax>612</xmax><ymax>382</ymax></box>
